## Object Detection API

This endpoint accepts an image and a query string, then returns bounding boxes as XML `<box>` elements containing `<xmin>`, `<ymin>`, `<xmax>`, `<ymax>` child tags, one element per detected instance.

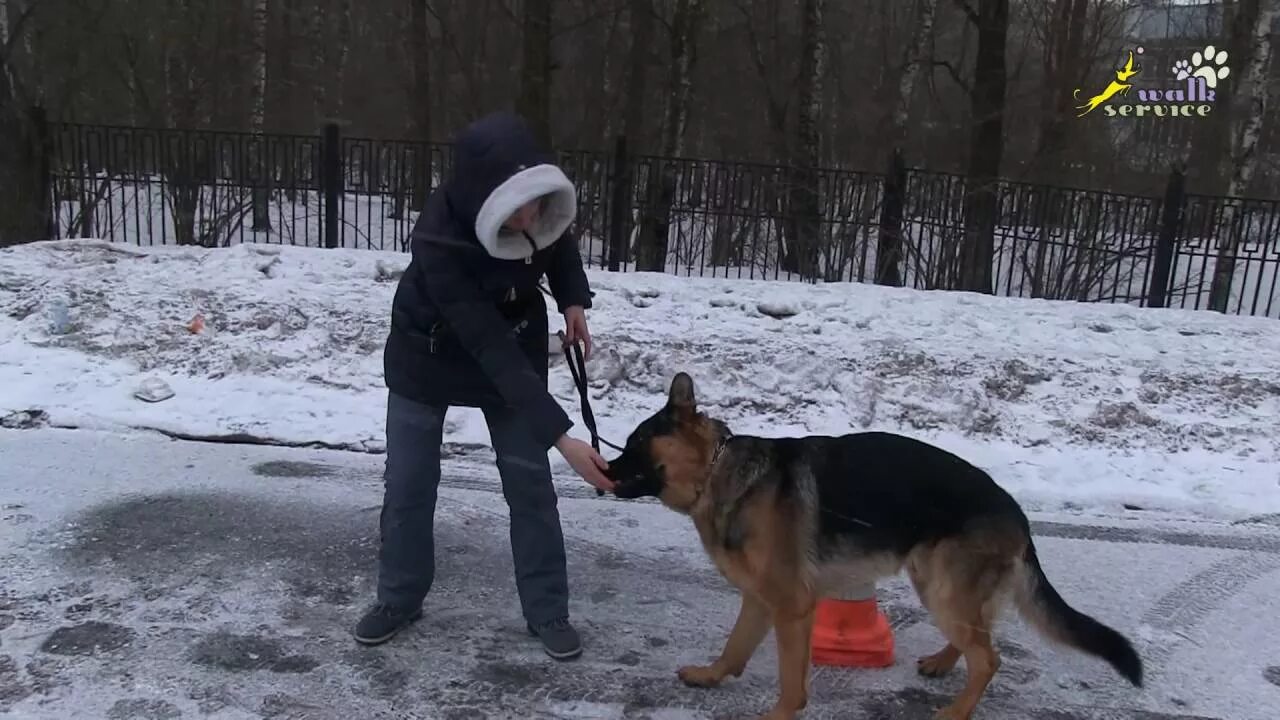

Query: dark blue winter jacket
<box><xmin>382</xmin><ymin>112</ymin><xmax>593</xmax><ymax>450</ymax></box>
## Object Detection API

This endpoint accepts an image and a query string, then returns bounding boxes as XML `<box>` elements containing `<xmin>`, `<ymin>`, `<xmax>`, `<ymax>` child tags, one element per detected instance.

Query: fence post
<box><xmin>1146</xmin><ymin>166</ymin><xmax>1185</xmax><ymax>309</ymax></box>
<box><xmin>875</xmin><ymin>148</ymin><xmax>906</xmax><ymax>287</ymax></box>
<box><xmin>321</xmin><ymin>122</ymin><xmax>342</xmax><ymax>249</ymax></box>
<box><xmin>606</xmin><ymin>134</ymin><xmax>630</xmax><ymax>271</ymax></box>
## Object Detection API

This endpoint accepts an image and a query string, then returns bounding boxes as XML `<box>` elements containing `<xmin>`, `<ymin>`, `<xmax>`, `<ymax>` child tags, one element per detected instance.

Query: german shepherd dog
<box><xmin>604</xmin><ymin>374</ymin><xmax>1143</xmax><ymax>720</ymax></box>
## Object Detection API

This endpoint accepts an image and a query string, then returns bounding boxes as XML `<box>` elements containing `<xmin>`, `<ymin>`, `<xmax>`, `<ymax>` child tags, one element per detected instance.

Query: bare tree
<box><xmin>1030</xmin><ymin>0</ymin><xmax>1088</xmax><ymax>184</ymax></box>
<box><xmin>249</xmin><ymin>0</ymin><xmax>270</xmax><ymax>231</ymax></box>
<box><xmin>784</xmin><ymin>0</ymin><xmax>825</xmax><ymax>278</ymax></box>
<box><xmin>0</xmin><ymin>0</ymin><xmax>49</xmax><ymax>246</ymax></box>
<box><xmin>518</xmin><ymin>0</ymin><xmax>553</xmax><ymax>147</ymax></box>
<box><xmin>888</xmin><ymin>0</ymin><xmax>938</xmax><ymax>152</ymax></box>
<box><xmin>407</xmin><ymin>0</ymin><xmax>433</xmax><ymax>212</ymax></box>
<box><xmin>636</xmin><ymin>0</ymin><xmax>705</xmax><ymax>271</ymax></box>
<box><xmin>334</xmin><ymin>0</ymin><xmax>352</xmax><ymax>120</ymax></box>
<box><xmin>954</xmin><ymin>0</ymin><xmax>1009</xmax><ymax>293</ymax></box>
<box><xmin>311</xmin><ymin>0</ymin><xmax>328</xmax><ymax>123</ymax></box>
<box><xmin>1208</xmin><ymin>0</ymin><xmax>1277</xmax><ymax>313</ymax></box>
<box><xmin>0</xmin><ymin>0</ymin><xmax>12</xmax><ymax>96</ymax></box>
<box><xmin>623</xmin><ymin>0</ymin><xmax>657</xmax><ymax>269</ymax></box>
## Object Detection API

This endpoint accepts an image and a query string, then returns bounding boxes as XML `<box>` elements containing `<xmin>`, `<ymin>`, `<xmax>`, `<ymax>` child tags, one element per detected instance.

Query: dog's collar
<box><xmin>708</xmin><ymin>431</ymin><xmax>733</xmax><ymax>470</ymax></box>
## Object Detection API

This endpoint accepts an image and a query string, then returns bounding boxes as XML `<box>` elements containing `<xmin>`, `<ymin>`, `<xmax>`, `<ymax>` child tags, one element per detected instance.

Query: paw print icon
<box><xmin>1173</xmin><ymin>45</ymin><xmax>1231</xmax><ymax>88</ymax></box>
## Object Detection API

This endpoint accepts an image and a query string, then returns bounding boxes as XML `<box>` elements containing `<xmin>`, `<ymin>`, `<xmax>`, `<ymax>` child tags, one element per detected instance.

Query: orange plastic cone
<box><xmin>810</xmin><ymin>581</ymin><xmax>894</xmax><ymax>668</ymax></box>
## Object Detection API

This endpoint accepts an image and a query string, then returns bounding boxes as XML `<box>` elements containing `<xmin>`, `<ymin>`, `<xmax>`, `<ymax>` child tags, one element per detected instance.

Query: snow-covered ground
<box><xmin>2</xmin><ymin>238</ymin><xmax>1278</xmax><ymax>522</ymax></box>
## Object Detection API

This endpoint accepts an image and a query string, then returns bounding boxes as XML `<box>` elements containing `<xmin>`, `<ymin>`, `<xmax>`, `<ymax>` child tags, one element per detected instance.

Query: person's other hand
<box><xmin>563</xmin><ymin>305</ymin><xmax>592</xmax><ymax>361</ymax></box>
<box><xmin>555</xmin><ymin>435</ymin><xmax>613</xmax><ymax>492</ymax></box>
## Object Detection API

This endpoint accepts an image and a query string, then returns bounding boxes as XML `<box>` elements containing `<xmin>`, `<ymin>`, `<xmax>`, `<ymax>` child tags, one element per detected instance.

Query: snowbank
<box><xmin>2</xmin><ymin>239</ymin><xmax>1278</xmax><ymax>520</ymax></box>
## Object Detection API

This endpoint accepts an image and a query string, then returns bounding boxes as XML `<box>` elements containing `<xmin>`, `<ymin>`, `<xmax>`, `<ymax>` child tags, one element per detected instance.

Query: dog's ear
<box><xmin>667</xmin><ymin>372</ymin><xmax>697</xmax><ymax>412</ymax></box>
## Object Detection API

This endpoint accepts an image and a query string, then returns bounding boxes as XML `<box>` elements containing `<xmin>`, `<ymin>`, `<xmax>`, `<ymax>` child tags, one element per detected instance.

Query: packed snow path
<box><xmin>2</xmin><ymin>429</ymin><xmax>1279</xmax><ymax>719</ymax></box>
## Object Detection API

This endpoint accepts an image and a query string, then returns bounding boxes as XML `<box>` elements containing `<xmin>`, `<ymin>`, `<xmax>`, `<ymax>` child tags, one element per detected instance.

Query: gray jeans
<box><xmin>375</xmin><ymin>391</ymin><xmax>569</xmax><ymax>625</ymax></box>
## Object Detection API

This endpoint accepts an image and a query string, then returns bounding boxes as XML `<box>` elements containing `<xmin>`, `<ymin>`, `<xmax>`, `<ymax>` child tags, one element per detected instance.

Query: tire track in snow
<box><xmin>1136</xmin><ymin>553</ymin><xmax>1280</xmax><ymax>685</ymax></box>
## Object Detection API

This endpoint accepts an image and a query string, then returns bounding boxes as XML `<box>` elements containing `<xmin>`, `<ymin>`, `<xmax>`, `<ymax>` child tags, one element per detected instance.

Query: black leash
<box><xmin>533</xmin><ymin>281</ymin><xmax>622</xmax><ymax>495</ymax></box>
<box><xmin>557</xmin><ymin>329</ymin><xmax>624</xmax><ymax>496</ymax></box>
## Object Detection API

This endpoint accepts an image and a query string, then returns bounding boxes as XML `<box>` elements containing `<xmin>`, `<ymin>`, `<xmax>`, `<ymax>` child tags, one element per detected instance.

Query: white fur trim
<box><xmin>474</xmin><ymin>164</ymin><xmax>577</xmax><ymax>260</ymax></box>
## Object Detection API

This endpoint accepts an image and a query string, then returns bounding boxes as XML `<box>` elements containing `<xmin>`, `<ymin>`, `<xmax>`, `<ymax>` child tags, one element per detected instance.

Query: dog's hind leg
<box><xmin>678</xmin><ymin>593</ymin><xmax>771</xmax><ymax>688</ymax></box>
<box><xmin>928</xmin><ymin>602</ymin><xmax>999</xmax><ymax>720</ymax></box>
<box><xmin>908</xmin><ymin>567</ymin><xmax>963</xmax><ymax>678</ymax></box>
<box><xmin>909</xmin><ymin>539</ymin><xmax>1016</xmax><ymax>720</ymax></box>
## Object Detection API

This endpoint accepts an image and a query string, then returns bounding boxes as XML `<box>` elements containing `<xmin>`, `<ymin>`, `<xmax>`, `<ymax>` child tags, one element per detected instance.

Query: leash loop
<box><xmin>556</xmin><ymin>329</ymin><xmax>623</xmax><ymax>497</ymax></box>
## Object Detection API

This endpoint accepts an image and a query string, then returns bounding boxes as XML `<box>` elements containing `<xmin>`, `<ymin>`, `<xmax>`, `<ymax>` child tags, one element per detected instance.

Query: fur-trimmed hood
<box><xmin>443</xmin><ymin>112</ymin><xmax>576</xmax><ymax>261</ymax></box>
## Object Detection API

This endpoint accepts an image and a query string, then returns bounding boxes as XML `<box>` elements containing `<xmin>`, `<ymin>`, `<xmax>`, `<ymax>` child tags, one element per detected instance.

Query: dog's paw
<box><xmin>916</xmin><ymin>652</ymin><xmax>958</xmax><ymax>678</ymax></box>
<box><xmin>932</xmin><ymin>706</ymin><xmax>971</xmax><ymax>720</ymax></box>
<box><xmin>677</xmin><ymin>664</ymin><xmax>724</xmax><ymax>688</ymax></box>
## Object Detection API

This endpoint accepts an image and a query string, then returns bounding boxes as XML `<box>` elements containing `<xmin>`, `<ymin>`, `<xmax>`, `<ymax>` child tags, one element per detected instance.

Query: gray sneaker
<box><xmin>354</xmin><ymin>602</ymin><xmax>423</xmax><ymax>645</ymax></box>
<box><xmin>527</xmin><ymin>617</ymin><xmax>582</xmax><ymax>660</ymax></box>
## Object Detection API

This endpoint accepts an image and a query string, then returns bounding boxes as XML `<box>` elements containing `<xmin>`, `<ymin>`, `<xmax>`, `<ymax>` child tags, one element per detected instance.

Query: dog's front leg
<box><xmin>759</xmin><ymin>606</ymin><xmax>815</xmax><ymax>720</ymax></box>
<box><xmin>678</xmin><ymin>593</ymin><xmax>771</xmax><ymax>688</ymax></box>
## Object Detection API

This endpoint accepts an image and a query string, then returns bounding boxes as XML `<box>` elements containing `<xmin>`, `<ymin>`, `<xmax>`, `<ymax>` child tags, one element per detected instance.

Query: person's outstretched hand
<box><xmin>556</xmin><ymin>435</ymin><xmax>613</xmax><ymax>492</ymax></box>
<box><xmin>563</xmin><ymin>305</ymin><xmax>592</xmax><ymax>361</ymax></box>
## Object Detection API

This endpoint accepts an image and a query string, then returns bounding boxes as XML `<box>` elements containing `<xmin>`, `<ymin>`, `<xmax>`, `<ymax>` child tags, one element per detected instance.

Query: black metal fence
<box><xmin>38</xmin><ymin>118</ymin><xmax>1280</xmax><ymax>319</ymax></box>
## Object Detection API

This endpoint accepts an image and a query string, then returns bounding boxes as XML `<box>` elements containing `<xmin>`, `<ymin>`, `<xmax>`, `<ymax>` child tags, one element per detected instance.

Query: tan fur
<box><xmin>903</xmin><ymin>534</ymin><xmax>1023</xmax><ymax>720</ymax></box>
<box><xmin>655</xmin><ymin>413</ymin><xmax>1035</xmax><ymax>720</ymax></box>
<box><xmin>619</xmin><ymin>371</ymin><xmax>1141</xmax><ymax>712</ymax></box>
<box><xmin>653</xmin><ymin>425</ymin><xmax>817</xmax><ymax>719</ymax></box>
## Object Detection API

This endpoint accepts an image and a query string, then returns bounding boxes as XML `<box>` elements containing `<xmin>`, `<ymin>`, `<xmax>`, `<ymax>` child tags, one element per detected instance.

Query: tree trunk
<box><xmin>0</xmin><ymin>0</ymin><xmax>12</xmax><ymax>98</ymax></box>
<box><xmin>879</xmin><ymin>0</ymin><xmax>936</xmax><ymax>284</ymax></box>
<box><xmin>634</xmin><ymin>0</ymin><xmax>705</xmax><ymax>273</ymax></box>
<box><xmin>1031</xmin><ymin>0</ymin><xmax>1087</xmax><ymax>185</ymax></box>
<box><xmin>279</xmin><ymin>0</ymin><xmax>299</xmax><ymax>203</ymax></box>
<box><xmin>1027</xmin><ymin>0</ymin><xmax>1087</xmax><ymax>296</ymax></box>
<box><xmin>655</xmin><ymin>0</ymin><xmax>704</xmax><ymax>268</ymax></box>
<box><xmin>311</xmin><ymin>0</ymin><xmax>328</xmax><ymax>124</ymax></box>
<box><xmin>1208</xmin><ymin>0</ymin><xmax>1276</xmax><ymax>313</ymax></box>
<box><xmin>518</xmin><ymin>0</ymin><xmax>552</xmax><ymax>148</ymax></box>
<box><xmin>887</xmin><ymin>0</ymin><xmax>937</xmax><ymax>151</ymax></box>
<box><xmin>407</xmin><ymin>0</ymin><xmax>433</xmax><ymax>214</ymax></box>
<box><xmin>622</xmin><ymin>0</ymin><xmax>652</xmax><ymax>146</ymax></box>
<box><xmin>333</xmin><ymin>0</ymin><xmax>352</xmax><ymax>120</ymax></box>
<box><xmin>598</xmin><ymin>10</ymin><xmax>622</xmax><ymax>144</ymax></box>
<box><xmin>957</xmin><ymin>0</ymin><xmax>1008</xmax><ymax>294</ymax></box>
<box><xmin>249</xmin><ymin>0</ymin><xmax>271</xmax><ymax>232</ymax></box>
<box><xmin>623</xmin><ymin>0</ymin><xmax>653</xmax><ymax>269</ymax></box>
<box><xmin>783</xmin><ymin>0</ymin><xmax>824</xmax><ymax>280</ymax></box>
<box><xmin>0</xmin><ymin>8</ymin><xmax>46</xmax><ymax>247</ymax></box>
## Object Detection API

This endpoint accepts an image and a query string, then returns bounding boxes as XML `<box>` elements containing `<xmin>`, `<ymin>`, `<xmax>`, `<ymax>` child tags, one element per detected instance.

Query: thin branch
<box><xmin>952</xmin><ymin>0</ymin><xmax>980</xmax><ymax>25</ymax></box>
<box><xmin>1</xmin><ymin>0</ymin><xmax>42</xmax><ymax>62</ymax></box>
<box><xmin>552</xmin><ymin>0</ymin><xmax>632</xmax><ymax>38</ymax></box>
<box><xmin>931</xmin><ymin>59</ymin><xmax>971</xmax><ymax>92</ymax></box>
<box><xmin>495</xmin><ymin>0</ymin><xmax>519</xmax><ymax>25</ymax></box>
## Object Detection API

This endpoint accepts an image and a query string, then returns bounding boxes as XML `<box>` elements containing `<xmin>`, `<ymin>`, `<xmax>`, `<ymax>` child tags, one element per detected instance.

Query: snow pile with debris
<box><xmin>2</xmin><ymin>239</ymin><xmax>1278</xmax><ymax>520</ymax></box>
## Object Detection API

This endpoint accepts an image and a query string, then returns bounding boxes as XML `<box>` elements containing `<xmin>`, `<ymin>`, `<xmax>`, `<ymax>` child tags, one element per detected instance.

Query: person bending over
<box><xmin>355</xmin><ymin>112</ymin><xmax>613</xmax><ymax>661</ymax></box>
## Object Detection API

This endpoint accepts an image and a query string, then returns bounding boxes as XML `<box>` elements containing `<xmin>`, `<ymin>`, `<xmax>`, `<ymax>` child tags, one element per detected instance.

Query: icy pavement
<box><xmin>2</xmin><ymin>429</ymin><xmax>1279</xmax><ymax>719</ymax></box>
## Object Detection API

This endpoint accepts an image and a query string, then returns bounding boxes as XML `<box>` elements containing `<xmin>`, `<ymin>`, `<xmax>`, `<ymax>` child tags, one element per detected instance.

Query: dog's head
<box><xmin>605</xmin><ymin>372</ymin><xmax>726</xmax><ymax>512</ymax></box>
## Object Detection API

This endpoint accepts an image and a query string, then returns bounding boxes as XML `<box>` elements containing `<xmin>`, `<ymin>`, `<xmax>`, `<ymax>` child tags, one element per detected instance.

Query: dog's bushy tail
<box><xmin>1014</xmin><ymin>541</ymin><xmax>1143</xmax><ymax>687</ymax></box>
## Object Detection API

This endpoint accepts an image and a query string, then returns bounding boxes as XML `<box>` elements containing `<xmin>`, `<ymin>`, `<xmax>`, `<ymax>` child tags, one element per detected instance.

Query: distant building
<box><xmin>1112</xmin><ymin>1</ymin><xmax>1277</xmax><ymax>177</ymax></box>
